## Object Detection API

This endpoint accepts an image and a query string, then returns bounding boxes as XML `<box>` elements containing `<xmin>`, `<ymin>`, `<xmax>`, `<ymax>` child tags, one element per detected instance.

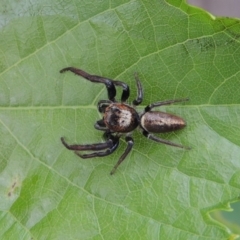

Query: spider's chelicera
<box><xmin>60</xmin><ymin>67</ymin><xmax>190</xmax><ymax>175</ymax></box>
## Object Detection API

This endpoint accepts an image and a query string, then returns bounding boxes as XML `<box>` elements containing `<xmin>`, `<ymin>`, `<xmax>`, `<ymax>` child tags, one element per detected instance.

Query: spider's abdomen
<box><xmin>141</xmin><ymin>111</ymin><xmax>186</xmax><ymax>133</ymax></box>
<box><xmin>104</xmin><ymin>103</ymin><xmax>139</xmax><ymax>133</ymax></box>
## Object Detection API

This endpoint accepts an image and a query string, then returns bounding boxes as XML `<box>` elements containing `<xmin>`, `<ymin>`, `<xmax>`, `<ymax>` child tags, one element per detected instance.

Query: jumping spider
<box><xmin>60</xmin><ymin>67</ymin><xmax>190</xmax><ymax>175</ymax></box>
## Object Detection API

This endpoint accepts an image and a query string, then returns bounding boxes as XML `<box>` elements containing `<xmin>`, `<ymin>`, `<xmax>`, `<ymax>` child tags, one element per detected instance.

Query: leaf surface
<box><xmin>0</xmin><ymin>0</ymin><xmax>240</xmax><ymax>239</ymax></box>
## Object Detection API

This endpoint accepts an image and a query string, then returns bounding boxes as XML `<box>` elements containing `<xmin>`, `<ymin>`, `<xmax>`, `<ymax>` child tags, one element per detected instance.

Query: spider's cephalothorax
<box><xmin>60</xmin><ymin>67</ymin><xmax>190</xmax><ymax>175</ymax></box>
<box><xmin>103</xmin><ymin>103</ymin><xmax>139</xmax><ymax>133</ymax></box>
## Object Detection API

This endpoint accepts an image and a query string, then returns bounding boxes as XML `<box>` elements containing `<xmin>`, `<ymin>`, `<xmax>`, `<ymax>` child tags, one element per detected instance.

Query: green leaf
<box><xmin>0</xmin><ymin>0</ymin><xmax>240</xmax><ymax>239</ymax></box>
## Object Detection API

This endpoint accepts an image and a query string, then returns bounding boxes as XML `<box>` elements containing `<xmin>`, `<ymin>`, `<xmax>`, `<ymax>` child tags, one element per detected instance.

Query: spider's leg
<box><xmin>97</xmin><ymin>100</ymin><xmax>112</xmax><ymax>113</ymax></box>
<box><xmin>61</xmin><ymin>137</ymin><xmax>112</xmax><ymax>151</ymax></box>
<box><xmin>110</xmin><ymin>136</ymin><xmax>134</xmax><ymax>175</ymax></box>
<box><xmin>60</xmin><ymin>67</ymin><xmax>129</xmax><ymax>102</ymax></box>
<box><xmin>132</xmin><ymin>73</ymin><xmax>143</xmax><ymax>106</ymax></box>
<box><xmin>74</xmin><ymin>134</ymin><xmax>119</xmax><ymax>158</ymax></box>
<box><xmin>145</xmin><ymin>98</ymin><xmax>189</xmax><ymax>112</ymax></box>
<box><xmin>75</xmin><ymin>138</ymin><xmax>119</xmax><ymax>158</ymax></box>
<box><xmin>60</xmin><ymin>67</ymin><xmax>116</xmax><ymax>101</ymax></box>
<box><xmin>111</xmin><ymin>80</ymin><xmax>129</xmax><ymax>102</ymax></box>
<box><xmin>142</xmin><ymin>130</ymin><xmax>190</xmax><ymax>150</ymax></box>
<box><xmin>94</xmin><ymin>119</ymin><xmax>108</xmax><ymax>131</ymax></box>
<box><xmin>61</xmin><ymin>134</ymin><xmax>120</xmax><ymax>159</ymax></box>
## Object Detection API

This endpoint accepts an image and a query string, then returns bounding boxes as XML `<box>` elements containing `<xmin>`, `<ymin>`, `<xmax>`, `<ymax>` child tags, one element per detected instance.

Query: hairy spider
<box><xmin>60</xmin><ymin>67</ymin><xmax>190</xmax><ymax>175</ymax></box>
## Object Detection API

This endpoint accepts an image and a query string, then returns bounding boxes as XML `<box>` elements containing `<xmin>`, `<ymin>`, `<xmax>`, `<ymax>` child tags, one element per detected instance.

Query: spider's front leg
<box><xmin>60</xmin><ymin>67</ymin><xmax>129</xmax><ymax>102</ymax></box>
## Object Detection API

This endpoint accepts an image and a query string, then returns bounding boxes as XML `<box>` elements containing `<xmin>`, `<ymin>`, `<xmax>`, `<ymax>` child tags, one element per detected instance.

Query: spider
<box><xmin>60</xmin><ymin>67</ymin><xmax>190</xmax><ymax>175</ymax></box>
